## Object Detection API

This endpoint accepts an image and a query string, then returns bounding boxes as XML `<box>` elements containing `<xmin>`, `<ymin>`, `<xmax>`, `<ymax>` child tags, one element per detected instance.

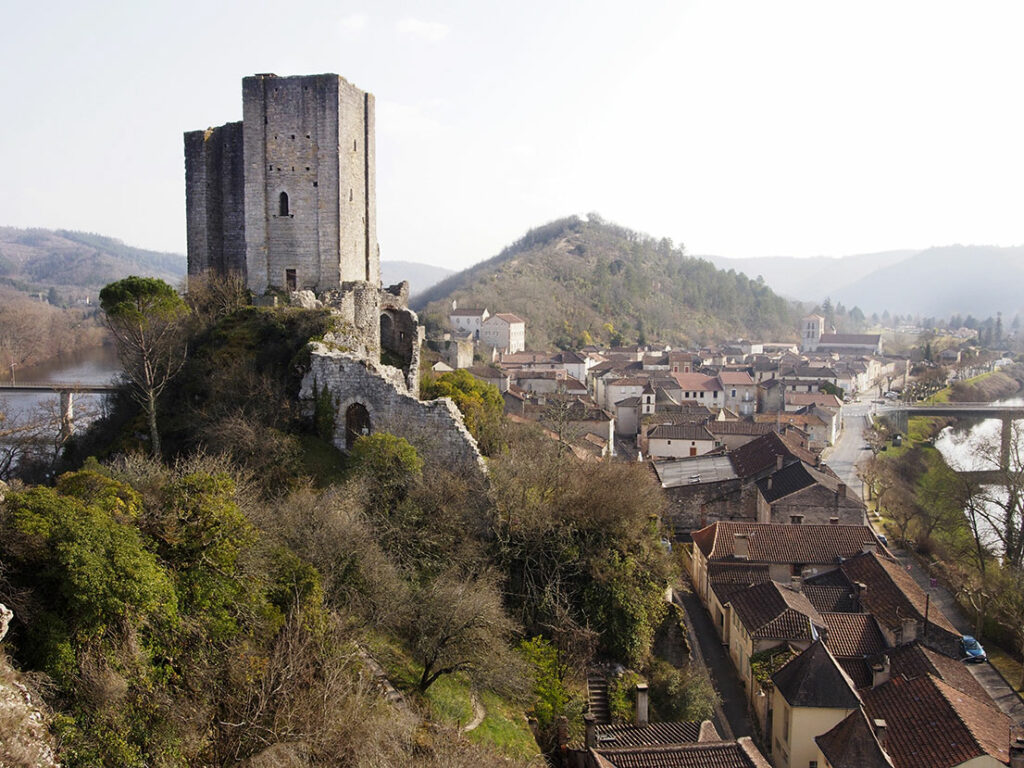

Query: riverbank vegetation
<box><xmin>0</xmin><ymin>288</ymin><xmax>108</xmax><ymax>377</ymax></box>
<box><xmin>0</xmin><ymin>284</ymin><xmax>709</xmax><ymax>766</ymax></box>
<box><xmin>862</xmin><ymin>366</ymin><xmax>1024</xmax><ymax>688</ymax></box>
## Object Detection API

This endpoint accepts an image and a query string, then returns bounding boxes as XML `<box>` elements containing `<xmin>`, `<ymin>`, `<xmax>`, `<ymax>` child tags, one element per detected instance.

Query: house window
<box><xmin>731</xmin><ymin>389</ymin><xmax>737</xmax><ymax>397</ymax></box>
<box><xmin>279</xmin><ymin>191</ymin><xmax>290</xmax><ymax>216</ymax></box>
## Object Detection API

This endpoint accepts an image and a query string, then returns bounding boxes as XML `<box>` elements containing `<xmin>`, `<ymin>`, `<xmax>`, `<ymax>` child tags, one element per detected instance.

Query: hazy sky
<box><xmin>3</xmin><ymin>1</ymin><xmax>1023</xmax><ymax>270</ymax></box>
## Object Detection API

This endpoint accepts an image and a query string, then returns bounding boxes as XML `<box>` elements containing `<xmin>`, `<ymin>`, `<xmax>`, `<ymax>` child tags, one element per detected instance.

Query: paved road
<box><xmin>672</xmin><ymin>588</ymin><xmax>753</xmax><ymax>741</ymax></box>
<box><xmin>825</xmin><ymin>397</ymin><xmax>1024</xmax><ymax>729</ymax></box>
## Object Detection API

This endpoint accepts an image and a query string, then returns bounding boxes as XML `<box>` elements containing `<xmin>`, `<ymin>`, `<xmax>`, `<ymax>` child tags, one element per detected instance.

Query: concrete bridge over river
<box><xmin>0</xmin><ymin>381</ymin><xmax>120</xmax><ymax>442</ymax></box>
<box><xmin>890</xmin><ymin>402</ymin><xmax>1024</xmax><ymax>484</ymax></box>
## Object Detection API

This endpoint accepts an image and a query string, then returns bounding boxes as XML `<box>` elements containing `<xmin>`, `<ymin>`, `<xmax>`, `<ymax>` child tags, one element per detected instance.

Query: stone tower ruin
<box><xmin>182</xmin><ymin>74</ymin><xmax>485</xmax><ymax>474</ymax></box>
<box><xmin>185</xmin><ymin>73</ymin><xmax>378</xmax><ymax>294</ymax></box>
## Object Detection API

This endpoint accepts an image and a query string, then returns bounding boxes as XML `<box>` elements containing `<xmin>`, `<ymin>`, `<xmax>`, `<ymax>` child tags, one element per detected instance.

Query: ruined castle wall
<box><xmin>184</xmin><ymin>122</ymin><xmax>246</xmax><ymax>278</ymax></box>
<box><xmin>301</xmin><ymin>345</ymin><xmax>484</xmax><ymax>474</ymax></box>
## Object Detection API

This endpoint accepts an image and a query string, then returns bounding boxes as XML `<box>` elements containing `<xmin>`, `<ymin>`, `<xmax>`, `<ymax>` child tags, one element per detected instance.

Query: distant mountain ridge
<box><xmin>0</xmin><ymin>227</ymin><xmax>186</xmax><ymax>298</ymax></box>
<box><xmin>704</xmin><ymin>246</ymin><xmax>1024</xmax><ymax>318</ymax></box>
<box><xmin>414</xmin><ymin>215</ymin><xmax>798</xmax><ymax>349</ymax></box>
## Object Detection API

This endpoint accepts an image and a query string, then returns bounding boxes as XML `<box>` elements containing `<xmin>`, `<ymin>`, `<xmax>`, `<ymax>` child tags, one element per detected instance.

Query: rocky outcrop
<box><xmin>0</xmin><ymin>605</ymin><xmax>61</xmax><ymax>767</ymax></box>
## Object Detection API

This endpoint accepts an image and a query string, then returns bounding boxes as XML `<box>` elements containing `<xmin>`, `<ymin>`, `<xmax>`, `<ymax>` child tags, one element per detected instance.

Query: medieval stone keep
<box><xmin>185</xmin><ymin>74</ymin><xmax>483</xmax><ymax>473</ymax></box>
<box><xmin>185</xmin><ymin>73</ymin><xmax>377</xmax><ymax>294</ymax></box>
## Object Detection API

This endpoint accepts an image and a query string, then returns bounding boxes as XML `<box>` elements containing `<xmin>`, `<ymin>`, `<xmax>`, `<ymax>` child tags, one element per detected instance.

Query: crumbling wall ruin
<box><xmin>301</xmin><ymin>344</ymin><xmax>484</xmax><ymax>475</ymax></box>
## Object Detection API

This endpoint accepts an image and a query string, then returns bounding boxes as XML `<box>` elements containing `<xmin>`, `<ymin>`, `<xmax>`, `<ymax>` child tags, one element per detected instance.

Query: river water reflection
<box><xmin>932</xmin><ymin>397</ymin><xmax>1023</xmax><ymax>554</ymax></box>
<box><xmin>0</xmin><ymin>345</ymin><xmax>121</xmax><ymax>437</ymax></box>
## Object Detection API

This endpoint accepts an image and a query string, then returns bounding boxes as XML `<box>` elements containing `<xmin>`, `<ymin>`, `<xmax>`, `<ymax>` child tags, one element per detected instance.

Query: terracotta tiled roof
<box><xmin>718</xmin><ymin>371</ymin><xmax>754</xmax><ymax>386</ymax></box>
<box><xmin>595</xmin><ymin>721</ymin><xmax>702</xmax><ymax>747</ymax></box>
<box><xmin>708</xmin><ymin>563</ymin><xmax>772</xmax><ymax>604</ymax></box>
<box><xmin>786</xmin><ymin>392</ymin><xmax>843</xmax><ymax>408</ymax></box>
<box><xmin>772</xmin><ymin>639</ymin><xmax>861</xmax><ymax>709</ymax></box>
<box><xmin>690</xmin><ymin>522</ymin><xmax>878</xmax><ymax>563</ymax></box>
<box><xmin>491</xmin><ymin>312</ymin><xmax>525</xmax><ymax>323</ymax></box>
<box><xmin>727</xmin><ymin>432</ymin><xmax>818</xmax><ymax>478</ymax></box>
<box><xmin>648</xmin><ymin>424</ymin><xmax>716</xmax><ymax>442</ymax></box>
<box><xmin>803</xmin><ymin>584</ymin><xmax>858</xmax><ymax>613</ymax></box>
<box><xmin>818</xmin><ymin>333</ymin><xmax>881</xmax><ymax>346</ymax></box>
<box><xmin>727</xmin><ymin>582</ymin><xmax>825</xmax><ymax>640</ymax></box>
<box><xmin>838</xmin><ymin>553</ymin><xmax>959</xmax><ymax>636</ymax></box>
<box><xmin>815</xmin><ymin>709</ymin><xmax>895</xmax><ymax>768</ymax></box>
<box><xmin>671</xmin><ymin>373</ymin><xmax>723</xmax><ymax>391</ymax></box>
<box><xmin>592</xmin><ymin>738</ymin><xmax>771</xmax><ymax>768</ymax></box>
<box><xmin>886</xmin><ymin>643</ymin><xmax>989</xmax><ymax>701</ymax></box>
<box><xmin>863</xmin><ymin>674</ymin><xmax>1012</xmax><ymax>768</ymax></box>
<box><xmin>706</xmin><ymin>421</ymin><xmax>776</xmax><ymax>437</ymax></box>
<box><xmin>822</xmin><ymin>613</ymin><xmax>888</xmax><ymax>658</ymax></box>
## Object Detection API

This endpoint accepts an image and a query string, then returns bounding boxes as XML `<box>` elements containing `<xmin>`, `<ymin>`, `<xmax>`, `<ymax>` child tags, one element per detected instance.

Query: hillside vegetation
<box><xmin>1</xmin><ymin>299</ymin><xmax>708</xmax><ymax>766</ymax></box>
<box><xmin>414</xmin><ymin>215</ymin><xmax>798</xmax><ymax>348</ymax></box>
<box><xmin>0</xmin><ymin>228</ymin><xmax>185</xmax><ymax>302</ymax></box>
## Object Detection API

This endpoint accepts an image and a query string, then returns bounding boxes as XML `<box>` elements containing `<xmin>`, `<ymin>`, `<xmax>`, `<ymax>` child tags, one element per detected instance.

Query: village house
<box><xmin>656</xmin><ymin>431</ymin><xmax>823</xmax><ymax>531</ymax></box>
<box><xmin>689</xmin><ymin>521</ymin><xmax>881</xmax><ymax>639</ymax></box>
<box><xmin>645</xmin><ymin>423</ymin><xmax>718</xmax><ymax>459</ymax></box>
<box><xmin>726</xmin><ymin>580</ymin><xmax>826</xmax><ymax>703</ymax></box>
<box><xmin>754</xmin><ymin>461</ymin><xmax>867</xmax><ymax>526</ymax></box>
<box><xmin>448</xmin><ymin>305</ymin><xmax>489</xmax><ymax>339</ymax></box>
<box><xmin>480</xmin><ymin>312</ymin><xmax>526</xmax><ymax>354</ymax></box>
<box><xmin>770</xmin><ymin>640</ymin><xmax>862</xmax><ymax>768</ymax></box>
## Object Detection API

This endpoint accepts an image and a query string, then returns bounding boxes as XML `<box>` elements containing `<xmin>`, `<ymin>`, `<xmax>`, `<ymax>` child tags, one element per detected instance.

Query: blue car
<box><xmin>960</xmin><ymin>635</ymin><xmax>987</xmax><ymax>663</ymax></box>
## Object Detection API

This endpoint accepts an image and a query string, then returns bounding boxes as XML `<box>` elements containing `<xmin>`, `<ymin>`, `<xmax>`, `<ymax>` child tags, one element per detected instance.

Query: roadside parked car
<box><xmin>960</xmin><ymin>635</ymin><xmax>987</xmax><ymax>663</ymax></box>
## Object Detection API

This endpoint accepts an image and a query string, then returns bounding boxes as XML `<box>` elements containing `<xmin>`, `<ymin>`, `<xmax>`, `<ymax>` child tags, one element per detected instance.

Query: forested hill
<box><xmin>0</xmin><ymin>227</ymin><xmax>186</xmax><ymax>299</ymax></box>
<box><xmin>413</xmin><ymin>215</ymin><xmax>798</xmax><ymax>348</ymax></box>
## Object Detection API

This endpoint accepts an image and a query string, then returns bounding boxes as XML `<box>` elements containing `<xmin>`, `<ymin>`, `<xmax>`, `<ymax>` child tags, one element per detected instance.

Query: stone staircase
<box><xmin>587</xmin><ymin>669</ymin><xmax>611</xmax><ymax>725</ymax></box>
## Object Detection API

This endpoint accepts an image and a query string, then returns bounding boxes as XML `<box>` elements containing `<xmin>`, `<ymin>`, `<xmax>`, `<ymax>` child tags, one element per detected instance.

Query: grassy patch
<box><xmin>360</xmin><ymin>631</ymin><xmax>540</xmax><ymax>758</ymax></box>
<box><xmin>987</xmin><ymin>646</ymin><xmax>1024</xmax><ymax>694</ymax></box>
<box><xmin>469</xmin><ymin>690</ymin><xmax>541</xmax><ymax>760</ymax></box>
<box><xmin>424</xmin><ymin>674</ymin><xmax>475</xmax><ymax>726</ymax></box>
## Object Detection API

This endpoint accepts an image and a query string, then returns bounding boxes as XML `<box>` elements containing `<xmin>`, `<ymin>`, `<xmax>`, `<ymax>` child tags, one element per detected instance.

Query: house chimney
<box><xmin>873</xmin><ymin>719</ymin><xmax>888</xmax><ymax>750</ymax></box>
<box><xmin>767</xmin><ymin>477</ymin><xmax>773</xmax><ymax>491</ymax></box>
<box><xmin>1009</xmin><ymin>737</ymin><xmax>1024</xmax><ymax>768</ymax></box>
<box><xmin>862</xmin><ymin>542</ymin><xmax>878</xmax><ymax>555</ymax></box>
<box><xmin>837</xmin><ymin>482</ymin><xmax>847</xmax><ymax>498</ymax></box>
<box><xmin>871</xmin><ymin>656</ymin><xmax>891</xmax><ymax>688</ymax></box>
<box><xmin>853</xmin><ymin>582</ymin><xmax>867</xmax><ymax>611</ymax></box>
<box><xmin>636</xmin><ymin>683</ymin><xmax>649</xmax><ymax>726</ymax></box>
<box><xmin>584</xmin><ymin>712</ymin><xmax>596</xmax><ymax>748</ymax></box>
<box><xmin>734</xmin><ymin>533</ymin><xmax>750</xmax><ymax>560</ymax></box>
<box><xmin>901</xmin><ymin>617</ymin><xmax>917</xmax><ymax>644</ymax></box>
<box><xmin>790</xmin><ymin>575</ymin><xmax>803</xmax><ymax>592</ymax></box>
<box><xmin>776</xmin><ymin>454</ymin><xmax>784</xmax><ymax>471</ymax></box>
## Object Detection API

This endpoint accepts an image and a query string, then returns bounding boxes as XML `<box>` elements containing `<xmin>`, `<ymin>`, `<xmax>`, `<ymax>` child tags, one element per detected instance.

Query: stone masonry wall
<box><xmin>184</xmin><ymin>122</ymin><xmax>246</xmax><ymax>278</ymax></box>
<box><xmin>301</xmin><ymin>344</ymin><xmax>484</xmax><ymax>474</ymax></box>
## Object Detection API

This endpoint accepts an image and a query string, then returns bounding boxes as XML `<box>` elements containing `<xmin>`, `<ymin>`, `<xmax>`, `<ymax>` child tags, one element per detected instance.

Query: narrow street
<box><xmin>672</xmin><ymin>588</ymin><xmax>753</xmax><ymax>741</ymax></box>
<box><xmin>826</xmin><ymin>396</ymin><xmax>1024</xmax><ymax>729</ymax></box>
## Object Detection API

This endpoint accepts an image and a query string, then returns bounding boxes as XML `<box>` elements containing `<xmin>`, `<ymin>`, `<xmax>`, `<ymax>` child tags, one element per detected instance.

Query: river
<box><xmin>932</xmin><ymin>397</ymin><xmax>1024</xmax><ymax>555</ymax></box>
<box><xmin>933</xmin><ymin>397</ymin><xmax>1024</xmax><ymax>473</ymax></box>
<box><xmin>0</xmin><ymin>345</ymin><xmax>122</xmax><ymax>452</ymax></box>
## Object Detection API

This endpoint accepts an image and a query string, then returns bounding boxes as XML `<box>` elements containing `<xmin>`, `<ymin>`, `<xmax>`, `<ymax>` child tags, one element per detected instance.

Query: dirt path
<box><xmin>463</xmin><ymin>693</ymin><xmax>486</xmax><ymax>732</ymax></box>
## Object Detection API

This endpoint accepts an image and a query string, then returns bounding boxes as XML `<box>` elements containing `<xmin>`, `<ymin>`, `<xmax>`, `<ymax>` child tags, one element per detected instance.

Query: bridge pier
<box><xmin>1000</xmin><ymin>416</ymin><xmax>1012</xmax><ymax>473</ymax></box>
<box><xmin>59</xmin><ymin>391</ymin><xmax>74</xmax><ymax>443</ymax></box>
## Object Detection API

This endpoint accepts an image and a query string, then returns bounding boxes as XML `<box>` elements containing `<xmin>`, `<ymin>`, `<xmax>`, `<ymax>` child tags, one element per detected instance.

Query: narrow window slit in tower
<box><xmin>279</xmin><ymin>192</ymin><xmax>289</xmax><ymax>216</ymax></box>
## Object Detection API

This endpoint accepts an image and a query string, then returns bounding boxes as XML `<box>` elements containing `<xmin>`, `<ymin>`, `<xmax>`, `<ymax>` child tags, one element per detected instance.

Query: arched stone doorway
<box><xmin>345</xmin><ymin>403</ymin><xmax>371</xmax><ymax>449</ymax></box>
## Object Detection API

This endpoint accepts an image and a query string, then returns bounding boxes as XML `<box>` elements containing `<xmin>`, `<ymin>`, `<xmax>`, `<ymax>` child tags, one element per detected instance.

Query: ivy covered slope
<box><xmin>414</xmin><ymin>215</ymin><xmax>798</xmax><ymax>348</ymax></box>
